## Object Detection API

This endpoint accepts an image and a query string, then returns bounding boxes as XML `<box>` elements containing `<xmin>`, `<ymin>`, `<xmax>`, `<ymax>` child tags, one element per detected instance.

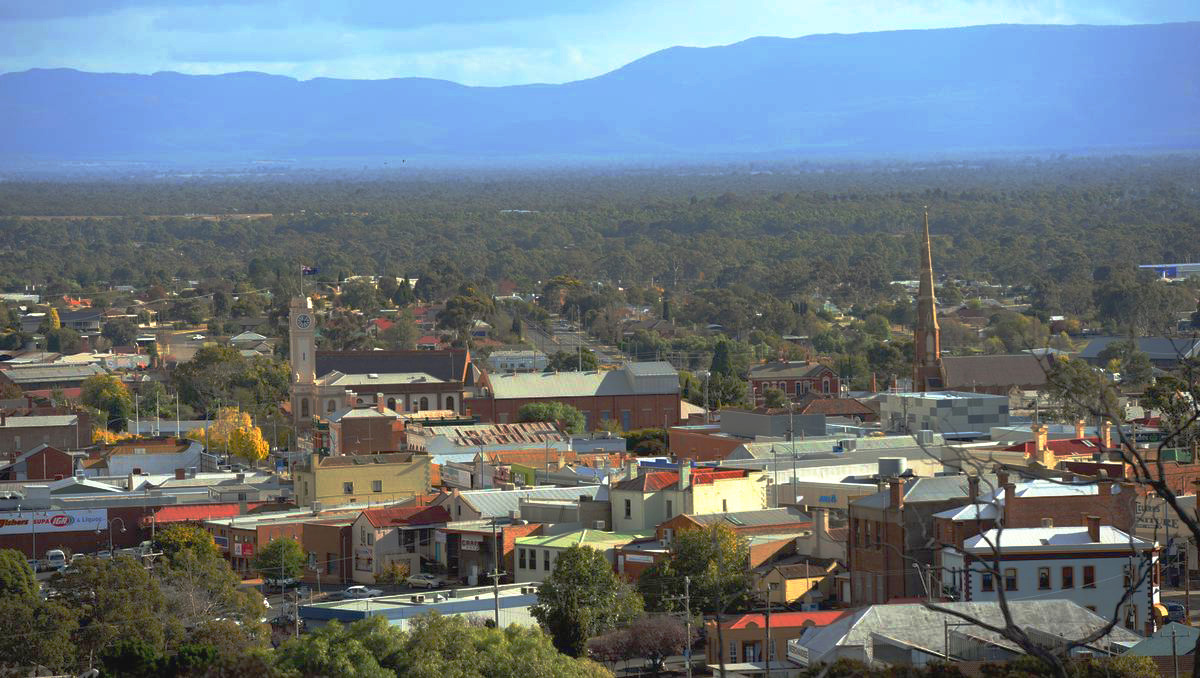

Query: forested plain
<box><xmin>1</xmin><ymin>155</ymin><xmax>1197</xmax><ymax>332</ymax></box>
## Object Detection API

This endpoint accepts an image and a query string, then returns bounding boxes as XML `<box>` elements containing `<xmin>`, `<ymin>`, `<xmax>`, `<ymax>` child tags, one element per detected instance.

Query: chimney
<box><xmin>239</xmin><ymin>498</ymin><xmax>249</xmax><ymax>515</ymax></box>
<box><xmin>0</xmin><ymin>412</ymin><xmax>5</xmax><ymax>426</ymax></box>
<box><xmin>376</xmin><ymin>393</ymin><xmax>386</xmax><ymax>413</ymax></box>
<box><xmin>1101</xmin><ymin>421</ymin><xmax>1113</xmax><ymax>449</ymax></box>
<box><xmin>996</xmin><ymin>469</ymin><xmax>1009</xmax><ymax>488</ymax></box>
<box><xmin>1031</xmin><ymin>422</ymin><xmax>1052</xmax><ymax>466</ymax></box>
<box><xmin>889</xmin><ymin>478</ymin><xmax>904</xmax><ymax>509</ymax></box>
<box><xmin>678</xmin><ymin>460</ymin><xmax>691</xmax><ymax>490</ymax></box>
<box><xmin>1042</xmin><ymin>518</ymin><xmax>1054</xmax><ymax>528</ymax></box>
<box><xmin>967</xmin><ymin>475</ymin><xmax>980</xmax><ymax>503</ymax></box>
<box><xmin>625</xmin><ymin>459</ymin><xmax>638</xmax><ymax>480</ymax></box>
<box><xmin>127</xmin><ymin>472</ymin><xmax>135</xmax><ymax>490</ymax></box>
<box><xmin>1075</xmin><ymin>419</ymin><xmax>1087</xmax><ymax>439</ymax></box>
<box><xmin>1086</xmin><ymin>515</ymin><xmax>1101</xmax><ymax>542</ymax></box>
<box><xmin>1097</xmin><ymin>468</ymin><xmax>1111</xmax><ymax>495</ymax></box>
<box><xmin>1002</xmin><ymin>483</ymin><xmax>1016</xmax><ymax>525</ymax></box>
<box><xmin>175</xmin><ymin>468</ymin><xmax>185</xmax><ymax>480</ymax></box>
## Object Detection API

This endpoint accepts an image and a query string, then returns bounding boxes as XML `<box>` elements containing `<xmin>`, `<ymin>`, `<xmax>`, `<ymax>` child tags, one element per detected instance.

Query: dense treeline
<box><xmin>2</xmin><ymin>157</ymin><xmax>1197</xmax><ymax>302</ymax></box>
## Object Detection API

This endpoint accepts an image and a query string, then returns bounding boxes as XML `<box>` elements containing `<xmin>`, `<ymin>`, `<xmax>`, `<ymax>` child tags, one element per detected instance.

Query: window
<box><xmin>543</xmin><ymin>550</ymin><xmax>551</xmax><ymax>571</ymax></box>
<box><xmin>387</xmin><ymin>398</ymin><xmax>396</xmax><ymax>411</ymax></box>
<box><xmin>601</xmin><ymin>410</ymin><xmax>611</xmax><ymax>422</ymax></box>
<box><xmin>981</xmin><ymin>572</ymin><xmax>994</xmax><ymax>592</ymax></box>
<box><xmin>343</xmin><ymin>482</ymin><xmax>354</xmax><ymax>494</ymax></box>
<box><xmin>1038</xmin><ymin>567</ymin><xmax>1051</xmax><ymax>590</ymax></box>
<box><xmin>1061</xmin><ymin>566</ymin><xmax>1074</xmax><ymax>589</ymax></box>
<box><xmin>519</xmin><ymin>548</ymin><xmax>526</xmax><ymax>569</ymax></box>
<box><xmin>1004</xmin><ymin>569</ymin><xmax>1017</xmax><ymax>591</ymax></box>
<box><xmin>666</xmin><ymin>500</ymin><xmax>673</xmax><ymax>517</ymax></box>
<box><xmin>620</xmin><ymin>410</ymin><xmax>631</xmax><ymax>430</ymax></box>
<box><xmin>624</xmin><ymin>499</ymin><xmax>632</xmax><ymax>519</ymax></box>
<box><xmin>327</xmin><ymin>553</ymin><xmax>336</xmax><ymax>574</ymax></box>
<box><xmin>372</xmin><ymin>480</ymin><xmax>382</xmax><ymax>493</ymax></box>
<box><xmin>1083</xmin><ymin>566</ymin><xmax>1096</xmax><ymax>588</ymax></box>
<box><xmin>327</xmin><ymin>399</ymin><xmax>336</xmax><ymax>413</ymax></box>
<box><xmin>445</xmin><ymin>396</ymin><xmax>454</xmax><ymax>411</ymax></box>
<box><xmin>419</xmin><ymin>397</ymin><xmax>428</xmax><ymax>411</ymax></box>
<box><xmin>728</xmin><ymin>641</ymin><xmax>738</xmax><ymax>663</ymax></box>
<box><xmin>722</xmin><ymin>499</ymin><xmax>728</xmax><ymax>512</ymax></box>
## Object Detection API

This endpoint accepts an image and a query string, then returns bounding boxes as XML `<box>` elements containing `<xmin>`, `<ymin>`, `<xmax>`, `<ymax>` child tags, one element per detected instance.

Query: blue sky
<box><xmin>1</xmin><ymin>0</ymin><xmax>1196</xmax><ymax>86</ymax></box>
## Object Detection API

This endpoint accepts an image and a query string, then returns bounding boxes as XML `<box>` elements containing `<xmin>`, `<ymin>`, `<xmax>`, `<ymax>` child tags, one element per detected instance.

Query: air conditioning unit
<box><xmin>73</xmin><ymin>470</ymin><xmax>85</xmax><ymax>479</ymax></box>
<box><xmin>593</xmin><ymin>521</ymin><xmax>607</xmax><ymax>530</ymax></box>
<box><xmin>311</xmin><ymin>501</ymin><xmax>323</xmax><ymax>515</ymax></box>
<box><xmin>410</xmin><ymin>594</ymin><xmax>425</xmax><ymax>603</ymax></box>
<box><xmin>521</xmin><ymin>586</ymin><xmax>538</xmax><ymax>595</ymax></box>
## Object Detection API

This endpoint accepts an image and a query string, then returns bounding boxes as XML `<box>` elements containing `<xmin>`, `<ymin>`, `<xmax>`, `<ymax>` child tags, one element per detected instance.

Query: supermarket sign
<box><xmin>0</xmin><ymin>510</ymin><xmax>108</xmax><ymax>535</ymax></box>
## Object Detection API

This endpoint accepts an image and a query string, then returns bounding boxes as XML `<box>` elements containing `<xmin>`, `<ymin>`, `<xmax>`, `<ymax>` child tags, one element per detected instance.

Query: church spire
<box><xmin>913</xmin><ymin>208</ymin><xmax>946</xmax><ymax>392</ymax></box>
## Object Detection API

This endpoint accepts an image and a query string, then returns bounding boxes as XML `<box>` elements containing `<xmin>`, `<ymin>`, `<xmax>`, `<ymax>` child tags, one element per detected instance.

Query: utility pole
<box><xmin>489</xmin><ymin>517</ymin><xmax>504</xmax><ymax>627</ymax></box>
<box><xmin>1186</xmin><ymin>548</ymin><xmax>1192</xmax><ymax>625</ymax></box>
<box><xmin>684</xmin><ymin>576</ymin><xmax>693</xmax><ymax>678</ymax></box>
<box><xmin>764</xmin><ymin>583</ymin><xmax>774</xmax><ymax>676</ymax></box>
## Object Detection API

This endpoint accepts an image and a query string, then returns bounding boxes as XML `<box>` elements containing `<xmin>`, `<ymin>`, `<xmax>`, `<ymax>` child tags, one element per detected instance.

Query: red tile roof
<box><xmin>725</xmin><ymin>610</ymin><xmax>847</xmax><ymax>630</ymax></box>
<box><xmin>361</xmin><ymin>505</ymin><xmax>450</xmax><ymax>528</ymax></box>
<box><xmin>370</xmin><ymin>318</ymin><xmax>394</xmax><ymax>332</ymax></box>
<box><xmin>1003</xmin><ymin>437</ymin><xmax>1105</xmax><ymax>457</ymax></box>
<box><xmin>143</xmin><ymin>502</ymin><xmax>263</xmax><ymax>526</ymax></box>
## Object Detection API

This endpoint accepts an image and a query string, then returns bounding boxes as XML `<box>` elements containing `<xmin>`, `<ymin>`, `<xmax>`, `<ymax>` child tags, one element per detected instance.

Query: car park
<box><xmin>406</xmin><ymin>573</ymin><xmax>443</xmax><ymax>589</ymax></box>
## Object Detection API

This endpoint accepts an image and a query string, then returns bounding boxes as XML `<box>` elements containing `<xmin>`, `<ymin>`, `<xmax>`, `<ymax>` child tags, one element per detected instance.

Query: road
<box><xmin>524</xmin><ymin>316</ymin><xmax>626</xmax><ymax>366</ymax></box>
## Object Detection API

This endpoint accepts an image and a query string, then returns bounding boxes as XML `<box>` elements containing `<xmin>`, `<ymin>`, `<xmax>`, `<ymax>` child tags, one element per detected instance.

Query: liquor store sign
<box><xmin>0</xmin><ymin>509</ymin><xmax>108</xmax><ymax>535</ymax></box>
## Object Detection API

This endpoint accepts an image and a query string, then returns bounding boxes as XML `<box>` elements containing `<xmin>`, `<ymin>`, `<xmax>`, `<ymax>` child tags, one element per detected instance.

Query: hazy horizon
<box><xmin>1</xmin><ymin>0</ymin><xmax>1197</xmax><ymax>87</ymax></box>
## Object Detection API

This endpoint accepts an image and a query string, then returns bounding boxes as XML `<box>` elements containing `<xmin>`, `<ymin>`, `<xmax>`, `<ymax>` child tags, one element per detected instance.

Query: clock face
<box><xmin>295</xmin><ymin>314</ymin><xmax>313</xmax><ymax>330</ymax></box>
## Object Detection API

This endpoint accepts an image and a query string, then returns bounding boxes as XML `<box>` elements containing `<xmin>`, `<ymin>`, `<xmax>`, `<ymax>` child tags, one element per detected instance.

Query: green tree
<box><xmin>81</xmin><ymin>373</ymin><xmax>133</xmax><ymax>432</ymax></box>
<box><xmin>518</xmin><ymin>401</ymin><xmax>586</xmax><ymax>434</ymax></box>
<box><xmin>252</xmin><ymin>537</ymin><xmax>305</xmax><ymax>581</ymax></box>
<box><xmin>378</xmin><ymin>311</ymin><xmax>419</xmax><ymax>350</ymax></box>
<box><xmin>546</xmin><ymin>349</ymin><xmax>598</xmax><ymax>372</ymax></box>
<box><xmin>102</xmin><ymin>317</ymin><xmax>139</xmax><ymax>347</ymax></box>
<box><xmin>99</xmin><ymin>636</ymin><xmax>163</xmax><ymax>678</ymax></box>
<box><xmin>863</xmin><ymin>313</ymin><xmax>891</xmax><ymax>340</ymax></box>
<box><xmin>212</xmin><ymin>290</ymin><xmax>230</xmax><ymax>317</ymax></box>
<box><xmin>639</xmin><ymin>524</ymin><xmax>752</xmax><ymax>616</ymax></box>
<box><xmin>709</xmin><ymin>340</ymin><xmax>735</xmax><ymax>377</ymax></box>
<box><xmin>171</xmin><ymin>344</ymin><xmax>289</xmax><ymax>415</ymax></box>
<box><xmin>273</xmin><ymin>616</ymin><xmax>399</xmax><ymax>678</ymax></box>
<box><xmin>387</xmin><ymin>612</ymin><xmax>613</xmax><ymax>678</ymax></box>
<box><xmin>339</xmin><ymin>280</ymin><xmax>381</xmax><ymax>312</ymax></box>
<box><xmin>0</xmin><ymin>596</ymin><xmax>79</xmax><ymax>674</ymax></box>
<box><xmin>531</xmin><ymin>546</ymin><xmax>643</xmax><ymax>656</ymax></box>
<box><xmin>155</xmin><ymin>523</ymin><xmax>220</xmax><ymax>564</ymax></box>
<box><xmin>0</xmin><ymin>548</ymin><xmax>37</xmax><ymax>600</ymax></box>
<box><xmin>50</xmin><ymin>555</ymin><xmax>168</xmax><ymax>666</ymax></box>
<box><xmin>1097</xmin><ymin>339</ymin><xmax>1154</xmax><ymax>386</ymax></box>
<box><xmin>762</xmin><ymin>387</ymin><xmax>788</xmax><ymax>409</ymax></box>
<box><xmin>45</xmin><ymin>327</ymin><xmax>81</xmax><ymax>353</ymax></box>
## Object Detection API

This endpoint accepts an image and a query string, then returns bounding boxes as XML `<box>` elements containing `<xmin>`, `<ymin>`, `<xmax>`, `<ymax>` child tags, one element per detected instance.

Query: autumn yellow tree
<box><xmin>47</xmin><ymin>307</ymin><xmax>61</xmax><ymax>330</ymax></box>
<box><xmin>185</xmin><ymin>407</ymin><xmax>252</xmax><ymax>449</ymax></box>
<box><xmin>92</xmin><ymin>428</ymin><xmax>133</xmax><ymax>445</ymax></box>
<box><xmin>228</xmin><ymin>425</ymin><xmax>269</xmax><ymax>462</ymax></box>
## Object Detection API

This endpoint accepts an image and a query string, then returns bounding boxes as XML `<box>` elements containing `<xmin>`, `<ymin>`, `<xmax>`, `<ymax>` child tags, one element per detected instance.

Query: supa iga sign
<box><xmin>0</xmin><ymin>509</ymin><xmax>108</xmax><ymax>535</ymax></box>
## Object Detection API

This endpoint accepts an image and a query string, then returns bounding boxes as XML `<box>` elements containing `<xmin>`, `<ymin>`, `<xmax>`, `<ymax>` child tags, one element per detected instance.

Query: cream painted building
<box><xmin>610</xmin><ymin>463</ymin><xmax>767</xmax><ymax>533</ymax></box>
<box><xmin>294</xmin><ymin>452</ymin><xmax>431</xmax><ymax>508</ymax></box>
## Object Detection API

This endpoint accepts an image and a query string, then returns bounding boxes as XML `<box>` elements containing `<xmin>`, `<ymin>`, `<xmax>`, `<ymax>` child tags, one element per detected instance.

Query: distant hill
<box><xmin>1</xmin><ymin>22</ymin><xmax>1197</xmax><ymax>164</ymax></box>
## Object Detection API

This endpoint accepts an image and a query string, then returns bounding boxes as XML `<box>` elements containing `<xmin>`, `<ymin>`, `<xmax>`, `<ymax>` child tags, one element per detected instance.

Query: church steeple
<box><xmin>913</xmin><ymin>208</ymin><xmax>946</xmax><ymax>392</ymax></box>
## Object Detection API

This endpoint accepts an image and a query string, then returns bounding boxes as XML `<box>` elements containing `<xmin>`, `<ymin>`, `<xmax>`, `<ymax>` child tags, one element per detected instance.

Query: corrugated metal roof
<box><xmin>964</xmin><ymin>525</ymin><xmax>1152</xmax><ymax>549</ymax></box>
<box><xmin>690</xmin><ymin>507</ymin><xmax>811</xmax><ymax>528</ymax></box>
<box><xmin>487</xmin><ymin>370</ymin><xmax>613</xmax><ymax>399</ymax></box>
<box><xmin>0</xmin><ymin>415</ymin><xmax>78</xmax><ymax>428</ymax></box>
<box><xmin>0</xmin><ymin>363</ymin><xmax>105</xmax><ymax>383</ymax></box>
<box><xmin>459</xmin><ymin>485</ymin><xmax>603</xmax><ymax>518</ymax></box>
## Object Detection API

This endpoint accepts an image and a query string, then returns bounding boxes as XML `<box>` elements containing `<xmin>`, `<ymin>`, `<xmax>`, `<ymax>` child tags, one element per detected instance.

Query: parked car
<box><xmin>96</xmin><ymin>550</ymin><xmax>112</xmax><ymax>560</ymax></box>
<box><xmin>45</xmin><ymin>550</ymin><xmax>67</xmax><ymax>570</ymax></box>
<box><xmin>27</xmin><ymin>559</ymin><xmax>41</xmax><ymax>572</ymax></box>
<box><xmin>406</xmin><ymin>573</ymin><xmax>443</xmax><ymax>589</ymax></box>
<box><xmin>1165</xmin><ymin>601</ymin><xmax>1187</xmax><ymax>623</ymax></box>
<box><xmin>344</xmin><ymin>586</ymin><xmax>383</xmax><ymax>599</ymax></box>
<box><xmin>264</xmin><ymin>577</ymin><xmax>299</xmax><ymax>591</ymax></box>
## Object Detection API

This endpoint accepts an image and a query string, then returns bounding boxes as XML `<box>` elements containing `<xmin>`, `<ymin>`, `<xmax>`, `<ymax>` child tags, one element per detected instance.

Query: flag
<box><xmin>301</xmin><ymin>265</ymin><xmax>319</xmax><ymax>275</ymax></box>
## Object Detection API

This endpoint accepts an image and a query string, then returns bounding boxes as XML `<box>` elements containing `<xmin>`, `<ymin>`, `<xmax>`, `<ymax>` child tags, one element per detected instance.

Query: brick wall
<box><xmin>501</xmin><ymin>523</ymin><xmax>544</xmax><ymax>582</ymax></box>
<box><xmin>667</xmin><ymin>427</ymin><xmax>741</xmax><ymax>462</ymax></box>
<box><xmin>1003</xmin><ymin>481</ymin><xmax>1136</xmax><ymax>532</ymax></box>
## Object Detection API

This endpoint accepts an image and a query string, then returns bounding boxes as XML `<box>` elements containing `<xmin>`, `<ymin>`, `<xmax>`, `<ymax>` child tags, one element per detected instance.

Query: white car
<box><xmin>191</xmin><ymin>334</ymin><xmax>206</xmax><ymax>340</ymax></box>
<box><xmin>406</xmin><ymin>573</ymin><xmax>443</xmax><ymax>589</ymax></box>
<box><xmin>344</xmin><ymin>585</ymin><xmax>383</xmax><ymax>599</ymax></box>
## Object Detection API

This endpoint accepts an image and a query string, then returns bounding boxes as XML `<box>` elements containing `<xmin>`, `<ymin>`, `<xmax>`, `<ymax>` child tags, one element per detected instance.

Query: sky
<box><xmin>0</xmin><ymin>0</ymin><xmax>1196</xmax><ymax>86</ymax></box>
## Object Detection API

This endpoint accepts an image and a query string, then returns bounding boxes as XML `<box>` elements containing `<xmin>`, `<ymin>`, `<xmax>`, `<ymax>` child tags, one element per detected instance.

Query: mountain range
<box><xmin>1</xmin><ymin>22</ymin><xmax>1198</xmax><ymax>165</ymax></box>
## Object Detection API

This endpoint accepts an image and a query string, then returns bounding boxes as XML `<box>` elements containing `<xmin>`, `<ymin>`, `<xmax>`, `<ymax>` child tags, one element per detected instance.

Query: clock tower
<box><xmin>290</xmin><ymin>296</ymin><xmax>317</xmax><ymax>427</ymax></box>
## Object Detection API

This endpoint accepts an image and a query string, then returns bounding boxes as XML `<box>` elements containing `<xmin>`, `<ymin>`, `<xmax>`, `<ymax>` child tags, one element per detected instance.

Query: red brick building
<box><xmin>0</xmin><ymin>444</ymin><xmax>79</xmax><ymax>481</ymax></box>
<box><xmin>748</xmin><ymin>361</ymin><xmax>839</xmax><ymax>405</ymax></box>
<box><xmin>467</xmin><ymin>362</ymin><xmax>681</xmax><ymax>430</ymax></box>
